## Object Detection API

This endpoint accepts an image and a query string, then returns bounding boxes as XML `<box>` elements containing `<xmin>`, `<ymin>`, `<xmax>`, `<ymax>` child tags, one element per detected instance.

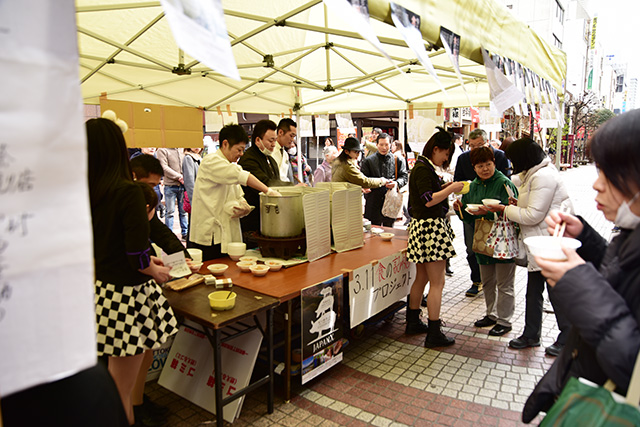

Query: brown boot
<box><xmin>405</xmin><ymin>308</ymin><xmax>429</xmax><ymax>334</ymax></box>
<box><xmin>424</xmin><ymin>319</ymin><xmax>455</xmax><ymax>348</ymax></box>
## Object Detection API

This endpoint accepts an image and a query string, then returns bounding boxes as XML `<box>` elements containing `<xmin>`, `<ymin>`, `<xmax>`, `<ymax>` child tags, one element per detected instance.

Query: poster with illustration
<box><xmin>301</xmin><ymin>275</ymin><xmax>344</xmax><ymax>384</ymax></box>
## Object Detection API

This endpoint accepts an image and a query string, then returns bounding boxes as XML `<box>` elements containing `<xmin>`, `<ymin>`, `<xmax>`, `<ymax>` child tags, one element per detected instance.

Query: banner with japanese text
<box><xmin>349</xmin><ymin>251</ymin><xmax>415</xmax><ymax>328</ymax></box>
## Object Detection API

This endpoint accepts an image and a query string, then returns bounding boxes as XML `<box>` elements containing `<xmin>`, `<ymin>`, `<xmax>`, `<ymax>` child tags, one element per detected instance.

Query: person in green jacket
<box><xmin>453</xmin><ymin>146</ymin><xmax>519</xmax><ymax>337</ymax></box>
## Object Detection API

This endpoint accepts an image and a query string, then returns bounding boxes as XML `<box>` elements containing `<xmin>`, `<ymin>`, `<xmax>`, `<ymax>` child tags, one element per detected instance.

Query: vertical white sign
<box><xmin>0</xmin><ymin>0</ymin><xmax>97</xmax><ymax>396</ymax></box>
<box><xmin>349</xmin><ymin>251</ymin><xmax>414</xmax><ymax>328</ymax></box>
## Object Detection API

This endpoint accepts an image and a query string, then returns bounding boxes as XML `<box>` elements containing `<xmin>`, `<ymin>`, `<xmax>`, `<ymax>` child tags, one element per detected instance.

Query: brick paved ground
<box><xmin>152</xmin><ymin>164</ymin><xmax>609</xmax><ymax>426</ymax></box>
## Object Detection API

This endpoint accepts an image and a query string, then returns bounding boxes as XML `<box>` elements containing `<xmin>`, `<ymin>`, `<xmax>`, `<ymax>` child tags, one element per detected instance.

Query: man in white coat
<box><xmin>188</xmin><ymin>124</ymin><xmax>279</xmax><ymax>260</ymax></box>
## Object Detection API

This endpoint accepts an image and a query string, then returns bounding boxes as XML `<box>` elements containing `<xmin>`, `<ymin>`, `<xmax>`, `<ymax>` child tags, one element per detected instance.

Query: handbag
<box><xmin>514</xmin><ymin>229</ymin><xmax>528</xmax><ymax>267</ymax></box>
<box><xmin>472</xmin><ymin>217</ymin><xmax>495</xmax><ymax>257</ymax></box>
<box><xmin>183</xmin><ymin>191</ymin><xmax>191</xmax><ymax>214</ymax></box>
<box><xmin>486</xmin><ymin>214</ymin><xmax>521</xmax><ymax>260</ymax></box>
<box><xmin>540</xmin><ymin>351</ymin><xmax>640</xmax><ymax>426</ymax></box>
<box><xmin>382</xmin><ymin>157</ymin><xmax>403</xmax><ymax>219</ymax></box>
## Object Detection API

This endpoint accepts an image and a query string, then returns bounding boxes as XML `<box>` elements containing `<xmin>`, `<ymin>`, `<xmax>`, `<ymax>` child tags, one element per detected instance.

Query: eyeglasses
<box><xmin>469</xmin><ymin>142</ymin><xmax>487</xmax><ymax>149</ymax></box>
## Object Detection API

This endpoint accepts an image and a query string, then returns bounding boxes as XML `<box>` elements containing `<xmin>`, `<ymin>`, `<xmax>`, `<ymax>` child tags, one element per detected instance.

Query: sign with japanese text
<box><xmin>0</xmin><ymin>0</ymin><xmax>97</xmax><ymax>397</ymax></box>
<box><xmin>158</xmin><ymin>322</ymin><xmax>262</xmax><ymax>423</ymax></box>
<box><xmin>301</xmin><ymin>275</ymin><xmax>344</xmax><ymax>384</ymax></box>
<box><xmin>349</xmin><ymin>251</ymin><xmax>414</xmax><ymax>328</ymax></box>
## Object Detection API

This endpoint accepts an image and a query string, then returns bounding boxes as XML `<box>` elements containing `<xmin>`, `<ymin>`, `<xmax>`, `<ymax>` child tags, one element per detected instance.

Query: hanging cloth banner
<box><xmin>159</xmin><ymin>0</ymin><xmax>239</xmax><ymax>80</ymax></box>
<box><xmin>502</xmin><ymin>57</ymin><xmax>521</xmax><ymax>116</ymax></box>
<box><xmin>299</xmin><ymin>115</ymin><xmax>314</xmax><ymax>138</ymax></box>
<box><xmin>439</xmin><ymin>27</ymin><xmax>472</xmax><ymax>107</ymax></box>
<box><xmin>315</xmin><ymin>114</ymin><xmax>331</xmax><ymax>137</ymax></box>
<box><xmin>323</xmin><ymin>0</ymin><xmax>395</xmax><ymax>69</ymax></box>
<box><xmin>389</xmin><ymin>2</ymin><xmax>446</xmax><ymax>95</ymax></box>
<box><xmin>481</xmin><ymin>49</ymin><xmax>524</xmax><ymax>117</ymax></box>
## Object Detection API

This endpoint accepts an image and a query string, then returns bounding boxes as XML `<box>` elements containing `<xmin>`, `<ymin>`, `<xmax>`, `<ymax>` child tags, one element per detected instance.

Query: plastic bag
<box><xmin>381</xmin><ymin>186</ymin><xmax>403</xmax><ymax>219</ymax></box>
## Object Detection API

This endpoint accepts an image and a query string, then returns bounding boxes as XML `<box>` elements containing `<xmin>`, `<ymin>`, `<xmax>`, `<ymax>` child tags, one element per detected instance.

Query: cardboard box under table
<box><xmin>201</xmin><ymin>227</ymin><xmax>409</xmax><ymax>400</ymax></box>
<box><xmin>161</xmin><ymin>284</ymin><xmax>279</xmax><ymax>425</ymax></box>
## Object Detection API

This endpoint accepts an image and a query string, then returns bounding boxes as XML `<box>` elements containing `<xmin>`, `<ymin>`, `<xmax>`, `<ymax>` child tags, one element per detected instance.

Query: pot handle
<box><xmin>264</xmin><ymin>203</ymin><xmax>279</xmax><ymax>214</ymax></box>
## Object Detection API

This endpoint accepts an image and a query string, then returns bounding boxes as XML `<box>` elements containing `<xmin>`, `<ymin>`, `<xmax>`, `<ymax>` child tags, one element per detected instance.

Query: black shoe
<box><xmin>545</xmin><ymin>342</ymin><xmax>563</xmax><ymax>357</ymax></box>
<box><xmin>424</xmin><ymin>319</ymin><xmax>455</xmax><ymax>348</ymax></box>
<box><xmin>143</xmin><ymin>394</ymin><xmax>169</xmax><ymax>417</ymax></box>
<box><xmin>465</xmin><ymin>282</ymin><xmax>482</xmax><ymax>297</ymax></box>
<box><xmin>421</xmin><ymin>294</ymin><xmax>428</xmax><ymax>307</ymax></box>
<box><xmin>405</xmin><ymin>308</ymin><xmax>429</xmax><ymax>334</ymax></box>
<box><xmin>474</xmin><ymin>316</ymin><xmax>497</xmax><ymax>328</ymax></box>
<box><xmin>445</xmin><ymin>267</ymin><xmax>453</xmax><ymax>277</ymax></box>
<box><xmin>489</xmin><ymin>324</ymin><xmax>512</xmax><ymax>336</ymax></box>
<box><xmin>133</xmin><ymin>403</ymin><xmax>166</xmax><ymax>427</ymax></box>
<box><xmin>508</xmin><ymin>335</ymin><xmax>541</xmax><ymax>349</ymax></box>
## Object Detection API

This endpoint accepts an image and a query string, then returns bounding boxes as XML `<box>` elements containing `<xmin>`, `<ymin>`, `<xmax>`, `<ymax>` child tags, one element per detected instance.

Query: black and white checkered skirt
<box><xmin>407</xmin><ymin>217</ymin><xmax>456</xmax><ymax>263</ymax></box>
<box><xmin>95</xmin><ymin>279</ymin><xmax>179</xmax><ymax>357</ymax></box>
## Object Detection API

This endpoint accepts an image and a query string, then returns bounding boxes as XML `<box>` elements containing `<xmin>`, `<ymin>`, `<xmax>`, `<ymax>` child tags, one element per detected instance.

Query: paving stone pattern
<box><xmin>150</xmin><ymin>164</ymin><xmax>610</xmax><ymax>426</ymax></box>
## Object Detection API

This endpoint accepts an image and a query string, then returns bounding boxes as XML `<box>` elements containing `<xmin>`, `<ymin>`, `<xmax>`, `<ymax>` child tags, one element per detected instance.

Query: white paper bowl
<box><xmin>466</xmin><ymin>203</ymin><xmax>483</xmax><ymax>212</ymax></box>
<box><xmin>380</xmin><ymin>232</ymin><xmax>394</xmax><ymax>241</ymax></box>
<box><xmin>250</xmin><ymin>264</ymin><xmax>270</xmax><ymax>276</ymax></box>
<box><xmin>207</xmin><ymin>263</ymin><xmax>228</xmax><ymax>275</ymax></box>
<box><xmin>236</xmin><ymin>261</ymin><xmax>255</xmax><ymax>272</ymax></box>
<box><xmin>264</xmin><ymin>260</ymin><xmax>284</xmax><ymax>271</ymax></box>
<box><xmin>227</xmin><ymin>242</ymin><xmax>246</xmax><ymax>257</ymax></box>
<box><xmin>239</xmin><ymin>256</ymin><xmax>258</xmax><ymax>263</ymax></box>
<box><xmin>524</xmin><ymin>236</ymin><xmax>582</xmax><ymax>261</ymax></box>
<box><xmin>482</xmin><ymin>198</ymin><xmax>501</xmax><ymax>207</ymax></box>
<box><xmin>229</xmin><ymin>254</ymin><xmax>242</xmax><ymax>261</ymax></box>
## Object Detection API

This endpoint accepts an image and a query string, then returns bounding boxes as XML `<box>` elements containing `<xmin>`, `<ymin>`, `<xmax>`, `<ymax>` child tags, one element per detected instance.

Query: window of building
<box><xmin>553</xmin><ymin>34</ymin><xmax>562</xmax><ymax>49</ymax></box>
<box><xmin>555</xmin><ymin>0</ymin><xmax>564</xmax><ymax>22</ymax></box>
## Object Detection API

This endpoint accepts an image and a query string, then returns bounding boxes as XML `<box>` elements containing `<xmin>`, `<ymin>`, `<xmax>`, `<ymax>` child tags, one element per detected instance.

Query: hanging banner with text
<box><xmin>349</xmin><ymin>251</ymin><xmax>415</xmax><ymax>328</ymax></box>
<box><xmin>0</xmin><ymin>0</ymin><xmax>97</xmax><ymax>397</ymax></box>
<box><xmin>301</xmin><ymin>275</ymin><xmax>344</xmax><ymax>384</ymax></box>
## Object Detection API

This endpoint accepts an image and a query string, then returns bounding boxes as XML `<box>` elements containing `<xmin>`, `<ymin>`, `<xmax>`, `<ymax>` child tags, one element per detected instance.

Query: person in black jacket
<box><xmin>454</xmin><ymin>128</ymin><xmax>510</xmax><ymax>298</ymax></box>
<box><xmin>238</xmin><ymin>120</ymin><xmax>291</xmax><ymax>240</ymax></box>
<box><xmin>522</xmin><ymin>109</ymin><xmax>640</xmax><ymax>423</ymax></box>
<box><xmin>361</xmin><ymin>133</ymin><xmax>408</xmax><ymax>227</ymax></box>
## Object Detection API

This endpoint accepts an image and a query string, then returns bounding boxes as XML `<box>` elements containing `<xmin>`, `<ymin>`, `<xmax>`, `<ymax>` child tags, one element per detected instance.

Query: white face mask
<box><xmin>287</xmin><ymin>146</ymin><xmax>297</xmax><ymax>156</ymax></box>
<box><xmin>615</xmin><ymin>192</ymin><xmax>640</xmax><ymax>229</ymax></box>
<box><xmin>258</xmin><ymin>144</ymin><xmax>273</xmax><ymax>157</ymax></box>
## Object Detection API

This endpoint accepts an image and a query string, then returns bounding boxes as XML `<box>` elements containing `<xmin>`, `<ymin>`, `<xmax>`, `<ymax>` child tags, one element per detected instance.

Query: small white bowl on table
<box><xmin>236</xmin><ymin>261</ymin><xmax>256</xmax><ymax>273</ymax></box>
<box><xmin>264</xmin><ymin>260</ymin><xmax>283</xmax><ymax>271</ymax></box>
<box><xmin>207</xmin><ymin>263</ymin><xmax>228</xmax><ymax>275</ymax></box>
<box><xmin>250</xmin><ymin>264</ymin><xmax>270</xmax><ymax>277</ymax></box>
<box><xmin>379</xmin><ymin>232</ymin><xmax>394</xmax><ymax>241</ymax></box>
<box><xmin>227</xmin><ymin>242</ymin><xmax>246</xmax><ymax>261</ymax></box>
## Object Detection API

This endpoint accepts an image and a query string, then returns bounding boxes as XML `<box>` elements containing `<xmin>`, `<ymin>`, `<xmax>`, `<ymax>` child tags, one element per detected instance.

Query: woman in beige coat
<box><xmin>331</xmin><ymin>137</ymin><xmax>387</xmax><ymax>188</ymax></box>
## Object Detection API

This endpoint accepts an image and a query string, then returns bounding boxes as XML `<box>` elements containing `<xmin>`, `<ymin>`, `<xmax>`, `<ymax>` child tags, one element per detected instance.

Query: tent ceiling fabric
<box><xmin>77</xmin><ymin>0</ymin><xmax>566</xmax><ymax>115</ymax></box>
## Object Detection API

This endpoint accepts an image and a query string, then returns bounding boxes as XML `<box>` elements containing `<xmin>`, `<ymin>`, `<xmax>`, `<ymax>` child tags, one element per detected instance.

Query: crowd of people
<box><xmin>72</xmin><ymin>108</ymin><xmax>640</xmax><ymax>426</ymax></box>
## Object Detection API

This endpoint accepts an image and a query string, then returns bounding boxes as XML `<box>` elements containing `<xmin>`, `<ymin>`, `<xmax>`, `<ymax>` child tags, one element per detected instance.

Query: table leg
<box><xmin>285</xmin><ymin>299</ymin><xmax>292</xmax><ymax>402</ymax></box>
<box><xmin>213</xmin><ymin>328</ymin><xmax>223</xmax><ymax>426</ymax></box>
<box><xmin>267</xmin><ymin>307</ymin><xmax>274</xmax><ymax>414</ymax></box>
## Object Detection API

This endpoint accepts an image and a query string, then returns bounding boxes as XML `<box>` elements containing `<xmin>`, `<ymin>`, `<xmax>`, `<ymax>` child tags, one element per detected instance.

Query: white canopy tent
<box><xmin>77</xmin><ymin>0</ymin><xmax>566</xmax><ymax>116</ymax></box>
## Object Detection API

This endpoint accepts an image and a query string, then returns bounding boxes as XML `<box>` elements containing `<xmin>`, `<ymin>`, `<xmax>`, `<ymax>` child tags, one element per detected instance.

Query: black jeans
<box><xmin>523</xmin><ymin>270</ymin><xmax>571</xmax><ymax>345</ymax></box>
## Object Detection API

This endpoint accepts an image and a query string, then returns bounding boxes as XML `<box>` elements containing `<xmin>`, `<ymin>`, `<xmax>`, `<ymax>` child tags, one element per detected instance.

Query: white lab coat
<box><xmin>189</xmin><ymin>149</ymin><xmax>250</xmax><ymax>253</ymax></box>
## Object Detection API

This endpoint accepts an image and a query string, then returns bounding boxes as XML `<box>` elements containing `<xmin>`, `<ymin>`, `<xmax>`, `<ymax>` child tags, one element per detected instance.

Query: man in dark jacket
<box><xmin>454</xmin><ymin>128</ymin><xmax>510</xmax><ymax>297</ymax></box>
<box><xmin>238</xmin><ymin>120</ymin><xmax>291</xmax><ymax>239</ymax></box>
<box><xmin>361</xmin><ymin>133</ymin><xmax>408</xmax><ymax>227</ymax></box>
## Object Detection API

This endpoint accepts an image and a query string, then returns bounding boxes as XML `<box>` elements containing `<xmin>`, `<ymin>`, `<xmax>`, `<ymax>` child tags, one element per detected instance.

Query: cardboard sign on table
<box><xmin>158</xmin><ymin>321</ymin><xmax>262</xmax><ymax>423</ymax></box>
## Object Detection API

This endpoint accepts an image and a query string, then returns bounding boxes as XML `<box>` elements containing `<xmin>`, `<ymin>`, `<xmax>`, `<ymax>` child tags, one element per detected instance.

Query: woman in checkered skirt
<box><xmin>87</xmin><ymin>117</ymin><xmax>179</xmax><ymax>425</ymax></box>
<box><xmin>406</xmin><ymin>128</ymin><xmax>465</xmax><ymax>347</ymax></box>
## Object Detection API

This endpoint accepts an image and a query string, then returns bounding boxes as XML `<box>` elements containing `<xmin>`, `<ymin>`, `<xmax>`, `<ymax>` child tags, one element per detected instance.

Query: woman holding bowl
<box><xmin>406</xmin><ymin>128</ymin><xmax>464</xmax><ymax>347</ymax></box>
<box><xmin>486</xmin><ymin>138</ymin><xmax>573</xmax><ymax>356</ymax></box>
<box><xmin>521</xmin><ymin>109</ymin><xmax>640</xmax><ymax>423</ymax></box>
<box><xmin>453</xmin><ymin>146</ymin><xmax>519</xmax><ymax>337</ymax></box>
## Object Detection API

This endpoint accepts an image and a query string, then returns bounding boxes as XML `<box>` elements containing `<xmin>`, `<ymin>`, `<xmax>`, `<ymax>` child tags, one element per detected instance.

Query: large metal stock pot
<box><xmin>259</xmin><ymin>189</ymin><xmax>304</xmax><ymax>238</ymax></box>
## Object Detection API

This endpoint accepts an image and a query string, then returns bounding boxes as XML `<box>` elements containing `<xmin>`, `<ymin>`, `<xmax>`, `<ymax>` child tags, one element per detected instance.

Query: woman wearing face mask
<box><xmin>521</xmin><ymin>109</ymin><xmax>640</xmax><ymax>423</ymax></box>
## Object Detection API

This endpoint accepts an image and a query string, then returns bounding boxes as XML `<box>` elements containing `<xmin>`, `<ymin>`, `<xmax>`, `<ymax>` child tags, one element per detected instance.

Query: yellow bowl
<box><xmin>207</xmin><ymin>263</ymin><xmax>228</xmax><ymax>275</ymax></box>
<box><xmin>208</xmin><ymin>291</ymin><xmax>236</xmax><ymax>311</ymax></box>
<box><xmin>250</xmin><ymin>264</ymin><xmax>270</xmax><ymax>277</ymax></box>
<box><xmin>236</xmin><ymin>261</ymin><xmax>255</xmax><ymax>272</ymax></box>
<box><xmin>264</xmin><ymin>260</ymin><xmax>283</xmax><ymax>271</ymax></box>
<box><xmin>380</xmin><ymin>232</ymin><xmax>394</xmax><ymax>241</ymax></box>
